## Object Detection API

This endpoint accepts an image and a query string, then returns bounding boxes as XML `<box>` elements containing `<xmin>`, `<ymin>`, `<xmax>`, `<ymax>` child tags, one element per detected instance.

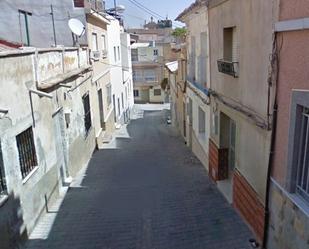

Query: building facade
<box><xmin>267</xmin><ymin>1</ymin><xmax>309</xmax><ymax>248</ymax></box>
<box><xmin>0</xmin><ymin>47</ymin><xmax>95</xmax><ymax>249</ymax></box>
<box><xmin>0</xmin><ymin>1</ymin><xmax>134</xmax><ymax>248</ymax></box>
<box><xmin>131</xmin><ymin>42</ymin><xmax>165</xmax><ymax>103</ymax></box>
<box><xmin>168</xmin><ymin>43</ymin><xmax>187</xmax><ymax>140</ymax></box>
<box><xmin>0</xmin><ymin>0</ymin><xmax>99</xmax><ymax>47</ymax></box>
<box><xmin>207</xmin><ymin>0</ymin><xmax>275</xmax><ymax>242</ymax></box>
<box><xmin>107</xmin><ymin>17</ymin><xmax>133</xmax><ymax>126</ymax></box>
<box><xmin>176</xmin><ymin>0</ymin><xmax>211</xmax><ymax>170</ymax></box>
<box><xmin>128</xmin><ymin>21</ymin><xmax>176</xmax><ymax>104</ymax></box>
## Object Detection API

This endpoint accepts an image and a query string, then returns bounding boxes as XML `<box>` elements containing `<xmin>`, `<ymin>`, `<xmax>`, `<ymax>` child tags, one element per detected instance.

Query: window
<box><xmin>154</xmin><ymin>89</ymin><xmax>161</xmax><ymax>96</ymax></box>
<box><xmin>295</xmin><ymin>107</ymin><xmax>309</xmax><ymax>202</ymax></box>
<box><xmin>144</xmin><ymin>69</ymin><xmax>156</xmax><ymax>82</ymax></box>
<box><xmin>133</xmin><ymin>70</ymin><xmax>143</xmax><ymax>82</ymax></box>
<box><xmin>101</xmin><ymin>34</ymin><xmax>106</xmax><ymax>50</ymax></box>
<box><xmin>198</xmin><ymin>107</ymin><xmax>206</xmax><ymax>134</ymax></box>
<box><xmin>117</xmin><ymin>46</ymin><xmax>120</xmax><ymax>60</ymax></box>
<box><xmin>153</xmin><ymin>49</ymin><xmax>158</xmax><ymax>56</ymax></box>
<box><xmin>82</xmin><ymin>93</ymin><xmax>92</xmax><ymax>134</ymax></box>
<box><xmin>92</xmin><ymin>33</ymin><xmax>98</xmax><ymax>51</ymax></box>
<box><xmin>117</xmin><ymin>98</ymin><xmax>120</xmax><ymax>116</ymax></box>
<box><xmin>199</xmin><ymin>32</ymin><xmax>207</xmax><ymax>85</ymax></box>
<box><xmin>121</xmin><ymin>92</ymin><xmax>124</xmax><ymax>109</ymax></box>
<box><xmin>16</xmin><ymin>127</ymin><xmax>37</xmax><ymax>179</ymax></box>
<box><xmin>212</xmin><ymin>111</ymin><xmax>219</xmax><ymax>135</ymax></box>
<box><xmin>73</xmin><ymin>0</ymin><xmax>84</xmax><ymax>7</ymax></box>
<box><xmin>131</xmin><ymin>49</ymin><xmax>138</xmax><ymax>61</ymax></box>
<box><xmin>0</xmin><ymin>143</ymin><xmax>7</xmax><ymax>195</ymax></box>
<box><xmin>223</xmin><ymin>27</ymin><xmax>237</xmax><ymax>62</ymax></box>
<box><xmin>18</xmin><ymin>10</ymin><xmax>32</xmax><ymax>46</ymax></box>
<box><xmin>106</xmin><ymin>84</ymin><xmax>112</xmax><ymax>106</ymax></box>
<box><xmin>134</xmin><ymin>90</ymin><xmax>139</xmax><ymax>97</ymax></box>
<box><xmin>114</xmin><ymin>46</ymin><xmax>117</xmax><ymax>62</ymax></box>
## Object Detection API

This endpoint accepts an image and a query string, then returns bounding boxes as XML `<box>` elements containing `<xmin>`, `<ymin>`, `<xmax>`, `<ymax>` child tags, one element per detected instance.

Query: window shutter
<box><xmin>232</xmin><ymin>27</ymin><xmax>238</xmax><ymax>62</ymax></box>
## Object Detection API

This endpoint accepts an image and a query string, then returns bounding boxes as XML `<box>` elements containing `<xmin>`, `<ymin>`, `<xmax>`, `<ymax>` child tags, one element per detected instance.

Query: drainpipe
<box><xmin>262</xmin><ymin>100</ymin><xmax>277</xmax><ymax>249</ymax></box>
<box><xmin>262</xmin><ymin>32</ymin><xmax>279</xmax><ymax>249</ymax></box>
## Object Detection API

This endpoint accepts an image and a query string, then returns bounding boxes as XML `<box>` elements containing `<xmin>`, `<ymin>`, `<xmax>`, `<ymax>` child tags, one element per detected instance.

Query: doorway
<box><xmin>98</xmin><ymin>89</ymin><xmax>105</xmax><ymax>130</ymax></box>
<box><xmin>218</xmin><ymin>112</ymin><xmax>236</xmax><ymax>203</ymax></box>
<box><xmin>53</xmin><ymin>109</ymin><xmax>69</xmax><ymax>185</ymax></box>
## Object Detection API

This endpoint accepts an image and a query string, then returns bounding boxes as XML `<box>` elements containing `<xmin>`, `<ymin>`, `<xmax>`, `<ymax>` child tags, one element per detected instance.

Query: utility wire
<box><xmin>125</xmin><ymin>0</ymin><xmax>183</xmax><ymax>28</ymax></box>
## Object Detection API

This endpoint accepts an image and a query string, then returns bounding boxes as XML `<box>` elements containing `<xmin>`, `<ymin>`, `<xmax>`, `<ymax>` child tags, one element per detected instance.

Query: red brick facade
<box><xmin>208</xmin><ymin>139</ymin><xmax>228</xmax><ymax>181</ymax></box>
<box><xmin>233</xmin><ymin>169</ymin><xmax>265</xmax><ymax>241</ymax></box>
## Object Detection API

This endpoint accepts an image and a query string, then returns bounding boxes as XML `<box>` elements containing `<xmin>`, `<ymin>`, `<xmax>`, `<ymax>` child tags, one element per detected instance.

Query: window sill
<box><xmin>271</xmin><ymin>178</ymin><xmax>309</xmax><ymax>218</ymax></box>
<box><xmin>22</xmin><ymin>166</ymin><xmax>39</xmax><ymax>185</ymax></box>
<box><xmin>0</xmin><ymin>194</ymin><xmax>9</xmax><ymax>207</ymax></box>
<box><xmin>289</xmin><ymin>193</ymin><xmax>309</xmax><ymax>217</ymax></box>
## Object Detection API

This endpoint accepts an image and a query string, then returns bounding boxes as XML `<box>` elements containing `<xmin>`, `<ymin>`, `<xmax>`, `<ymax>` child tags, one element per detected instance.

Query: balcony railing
<box><xmin>217</xmin><ymin>59</ymin><xmax>238</xmax><ymax>78</ymax></box>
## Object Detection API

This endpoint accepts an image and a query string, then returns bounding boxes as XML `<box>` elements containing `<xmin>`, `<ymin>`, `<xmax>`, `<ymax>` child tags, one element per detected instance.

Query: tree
<box><xmin>172</xmin><ymin>27</ymin><xmax>187</xmax><ymax>38</ymax></box>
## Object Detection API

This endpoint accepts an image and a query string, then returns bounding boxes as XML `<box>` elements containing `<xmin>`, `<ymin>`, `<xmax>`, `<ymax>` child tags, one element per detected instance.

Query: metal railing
<box><xmin>16</xmin><ymin>127</ymin><xmax>38</xmax><ymax>179</ymax></box>
<box><xmin>217</xmin><ymin>59</ymin><xmax>238</xmax><ymax>78</ymax></box>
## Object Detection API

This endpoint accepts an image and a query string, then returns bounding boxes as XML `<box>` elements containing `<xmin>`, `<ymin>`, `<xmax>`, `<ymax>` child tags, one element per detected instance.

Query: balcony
<box><xmin>217</xmin><ymin>59</ymin><xmax>238</xmax><ymax>78</ymax></box>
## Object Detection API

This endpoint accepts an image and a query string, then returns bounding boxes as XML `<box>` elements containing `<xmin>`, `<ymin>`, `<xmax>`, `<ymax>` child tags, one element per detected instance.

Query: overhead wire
<box><xmin>124</xmin><ymin>0</ymin><xmax>183</xmax><ymax>28</ymax></box>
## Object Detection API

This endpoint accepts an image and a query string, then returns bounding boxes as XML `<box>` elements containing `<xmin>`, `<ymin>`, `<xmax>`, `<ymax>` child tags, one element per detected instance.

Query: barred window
<box><xmin>16</xmin><ymin>127</ymin><xmax>38</xmax><ymax>179</ymax></box>
<box><xmin>83</xmin><ymin>93</ymin><xmax>92</xmax><ymax>135</ymax></box>
<box><xmin>296</xmin><ymin>107</ymin><xmax>309</xmax><ymax>202</ymax></box>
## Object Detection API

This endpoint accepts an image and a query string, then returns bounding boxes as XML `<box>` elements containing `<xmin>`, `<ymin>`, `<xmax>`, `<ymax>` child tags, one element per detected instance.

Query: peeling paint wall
<box><xmin>0</xmin><ymin>48</ymin><xmax>95</xmax><ymax>248</ymax></box>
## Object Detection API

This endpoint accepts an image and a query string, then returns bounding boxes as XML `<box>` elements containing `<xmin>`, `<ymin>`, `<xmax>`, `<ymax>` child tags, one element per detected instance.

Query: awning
<box><xmin>165</xmin><ymin>61</ymin><xmax>178</xmax><ymax>73</ymax></box>
<box><xmin>131</xmin><ymin>43</ymin><xmax>150</xmax><ymax>49</ymax></box>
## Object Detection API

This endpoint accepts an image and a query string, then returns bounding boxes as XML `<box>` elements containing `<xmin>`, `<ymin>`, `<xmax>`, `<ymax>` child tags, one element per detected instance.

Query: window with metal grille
<box><xmin>154</xmin><ymin>89</ymin><xmax>161</xmax><ymax>96</ymax></box>
<box><xmin>16</xmin><ymin>127</ymin><xmax>37</xmax><ymax>179</ymax></box>
<box><xmin>134</xmin><ymin>90</ymin><xmax>139</xmax><ymax>97</ymax></box>
<box><xmin>83</xmin><ymin>93</ymin><xmax>92</xmax><ymax>134</ymax></box>
<box><xmin>0</xmin><ymin>143</ymin><xmax>7</xmax><ymax>195</ymax></box>
<box><xmin>296</xmin><ymin>107</ymin><xmax>309</xmax><ymax>202</ymax></box>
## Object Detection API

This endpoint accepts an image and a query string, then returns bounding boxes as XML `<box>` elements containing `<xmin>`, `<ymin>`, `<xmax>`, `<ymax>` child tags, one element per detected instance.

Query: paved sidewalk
<box><xmin>24</xmin><ymin>108</ymin><xmax>253</xmax><ymax>249</ymax></box>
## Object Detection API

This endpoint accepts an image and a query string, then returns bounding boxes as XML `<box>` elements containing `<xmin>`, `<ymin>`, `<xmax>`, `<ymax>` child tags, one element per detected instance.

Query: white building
<box><xmin>107</xmin><ymin>17</ymin><xmax>133</xmax><ymax>126</ymax></box>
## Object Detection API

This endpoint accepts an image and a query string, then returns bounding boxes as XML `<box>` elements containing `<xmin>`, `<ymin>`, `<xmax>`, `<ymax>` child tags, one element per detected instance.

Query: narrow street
<box><xmin>24</xmin><ymin>107</ymin><xmax>253</xmax><ymax>249</ymax></box>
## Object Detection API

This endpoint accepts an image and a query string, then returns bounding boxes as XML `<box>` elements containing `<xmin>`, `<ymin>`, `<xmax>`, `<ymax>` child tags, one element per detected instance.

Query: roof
<box><xmin>175</xmin><ymin>0</ymin><xmax>209</xmax><ymax>22</ymax></box>
<box><xmin>165</xmin><ymin>61</ymin><xmax>178</xmax><ymax>72</ymax></box>
<box><xmin>0</xmin><ymin>39</ymin><xmax>21</xmax><ymax>51</ymax></box>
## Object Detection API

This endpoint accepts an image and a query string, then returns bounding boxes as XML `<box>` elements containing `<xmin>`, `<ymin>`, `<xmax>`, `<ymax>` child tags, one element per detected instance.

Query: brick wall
<box><xmin>233</xmin><ymin>169</ymin><xmax>265</xmax><ymax>241</ymax></box>
<box><xmin>208</xmin><ymin>139</ymin><xmax>228</xmax><ymax>181</ymax></box>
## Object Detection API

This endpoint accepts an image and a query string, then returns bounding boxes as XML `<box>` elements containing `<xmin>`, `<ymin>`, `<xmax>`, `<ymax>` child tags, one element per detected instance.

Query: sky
<box><xmin>105</xmin><ymin>0</ymin><xmax>194</xmax><ymax>28</ymax></box>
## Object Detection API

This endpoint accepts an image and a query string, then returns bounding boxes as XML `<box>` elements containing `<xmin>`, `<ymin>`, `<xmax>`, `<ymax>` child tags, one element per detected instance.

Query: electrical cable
<box><xmin>125</xmin><ymin>0</ymin><xmax>183</xmax><ymax>28</ymax></box>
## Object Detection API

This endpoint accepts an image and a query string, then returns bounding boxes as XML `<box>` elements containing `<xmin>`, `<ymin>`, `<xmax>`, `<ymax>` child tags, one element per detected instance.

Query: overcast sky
<box><xmin>105</xmin><ymin>0</ymin><xmax>194</xmax><ymax>28</ymax></box>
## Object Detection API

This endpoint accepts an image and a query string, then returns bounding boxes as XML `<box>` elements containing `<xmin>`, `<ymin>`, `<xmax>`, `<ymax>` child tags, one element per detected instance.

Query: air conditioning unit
<box><xmin>102</xmin><ymin>49</ymin><xmax>108</xmax><ymax>58</ymax></box>
<box><xmin>91</xmin><ymin>50</ymin><xmax>101</xmax><ymax>61</ymax></box>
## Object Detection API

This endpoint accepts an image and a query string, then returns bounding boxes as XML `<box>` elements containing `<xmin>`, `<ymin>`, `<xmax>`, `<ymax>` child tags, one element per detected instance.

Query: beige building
<box><xmin>86</xmin><ymin>9</ymin><xmax>115</xmax><ymax>145</ymax></box>
<box><xmin>208</xmin><ymin>0</ymin><xmax>275</xmax><ymax>242</ymax></box>
<box><xmin>129</xmin><ymin>22</ymin><xmax>176</xmax><ymax>104</ymax></box>
<box><xmin>168</xmin><ymin>44</ymin><xmax>187</xmax><ymax>140</ymax></box>
<box><xmin>176</xmin><ymin>0</ymin><xmax>210</xmax><ymax>169</ymax></box>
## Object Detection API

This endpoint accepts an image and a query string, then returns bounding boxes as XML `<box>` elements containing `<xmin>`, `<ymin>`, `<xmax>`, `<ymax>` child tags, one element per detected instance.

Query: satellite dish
<box><xmin>68</xmin><ymin>18</ymin><xmax>85</xmax><ymax>37</ymax></box>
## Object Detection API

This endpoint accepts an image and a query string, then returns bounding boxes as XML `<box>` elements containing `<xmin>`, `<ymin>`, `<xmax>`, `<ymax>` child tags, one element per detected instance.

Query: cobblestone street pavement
<box><xmin>24</xmin><ymin>108</ymin><xmax>253</xmax><ymax>249</ymax></box>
